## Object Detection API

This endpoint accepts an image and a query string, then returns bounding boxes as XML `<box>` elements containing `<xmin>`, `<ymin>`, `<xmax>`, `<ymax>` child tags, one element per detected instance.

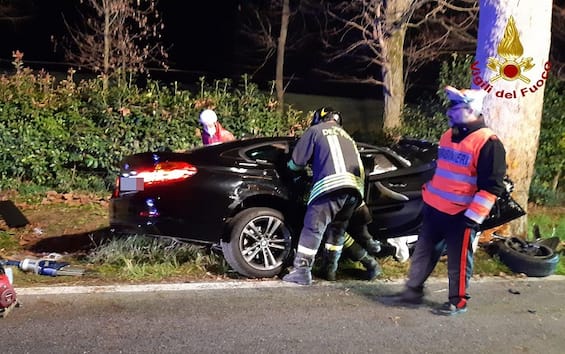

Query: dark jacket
<box><xmin>288</xmin><ymin>121</ymin><xmax>364</xmax><ymax>204</ymax></box>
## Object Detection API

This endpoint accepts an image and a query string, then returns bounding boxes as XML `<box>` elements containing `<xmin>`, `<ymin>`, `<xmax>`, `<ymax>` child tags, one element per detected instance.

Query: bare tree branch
<box><xmin>61</xmin><ymin>0</ymin><xmax>168</xmax><ymax>89</ymax></box>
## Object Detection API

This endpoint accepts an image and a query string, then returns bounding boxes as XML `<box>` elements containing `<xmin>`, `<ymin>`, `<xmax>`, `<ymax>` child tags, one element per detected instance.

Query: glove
<box><xmin>464</xmin><ymin>217</ymin><xmax>480</xmax><ymax>231</ymax></box>
<box><xmin>290</xmin><ymin>170</ymin><xmax>308</xmax><ymax>184</ymax></box>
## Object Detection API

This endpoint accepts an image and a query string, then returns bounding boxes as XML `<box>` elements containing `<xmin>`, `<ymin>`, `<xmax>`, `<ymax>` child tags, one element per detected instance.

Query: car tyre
<box><xmin>222</xmin><ymin>208</ymin><xmax>293</xmax><ymax>278</ymax></box>
<box><xmin>497</xmin><ymin>237</ymin><xmax>560</xmax><ymax>277</ymax></box>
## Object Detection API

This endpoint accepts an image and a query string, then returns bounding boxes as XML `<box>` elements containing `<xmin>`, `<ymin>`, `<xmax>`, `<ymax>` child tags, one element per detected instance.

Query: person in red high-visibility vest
<box><xmin>199</xmin><ymin>109</ymin><xmax>235</xmax><ymax>146</ymax></box>
<box><xmin>386</xmin><ymin>86</ymin><xmax>507</xmax><ymax>316</ymax></box>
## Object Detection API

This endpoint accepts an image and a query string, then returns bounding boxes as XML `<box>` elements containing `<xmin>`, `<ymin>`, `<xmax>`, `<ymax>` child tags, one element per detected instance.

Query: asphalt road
<box><xmin>3</xmin><ymin>276</ymin><xmax>565</xmax><ymax>354</ymax></box>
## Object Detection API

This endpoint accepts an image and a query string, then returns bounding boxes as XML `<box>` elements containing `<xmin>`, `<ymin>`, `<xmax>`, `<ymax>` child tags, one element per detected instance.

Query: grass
<box><xmin>1</xmin><ymin>191</ymin><xmax>563</xmax><ymax>287</ymax></box>
<box><xmin>87</xmin><ymin>235</ymin><xmax>230</xmax><ymax>281</ymax></box>
<box><xmin>527</xmin><ymin>206</ymin><xmax>565</xmax><ymax>241</ymax></box>
<box><xmin>339</xmin><ymin>247</ymin><xmax>514</xmax><ymax>281</ymax></box>
<box><xmin>0</xmin><ymin>230</ymin><xmax>20</xmax><ymax>253</ymax></box>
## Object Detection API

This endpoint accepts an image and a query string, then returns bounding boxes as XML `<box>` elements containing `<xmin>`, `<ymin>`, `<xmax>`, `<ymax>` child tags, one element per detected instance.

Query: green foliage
<box><xmin>0</xmin><ymin>230</ymin><xmax>20</xmax><ymax>253</ymax></box>
<box><xmin>529</xmin><ymin>76</ymin><xmax>565</xmax><ymax>205</ymax></box>
<box><xmin>0</xmin><ymin>61</ymin><xmax>305</xmax><ymax>193</ymax></box>
<box><xmin>436</xmin><ymin>53</ymin><xmax>474</xmax><ymax>102</ymax></box>
<box><xmin>194</xmin><ymin>76</ymin><xmax>306</xmax><ymax>138</ymax></box>
<box><xmin>2</xmin><ymin>52</ymin><xmax>562</xmax><ymax>206</ymax></box>
<box><xmin>400</xmin><ymin>54</ymin><xmax>474</xmax><ymax>141</ymax></box>
<box><xmin>528</xmin><ymin>210</ymin><xmax>565</xmax><ymax>243</ymax></box>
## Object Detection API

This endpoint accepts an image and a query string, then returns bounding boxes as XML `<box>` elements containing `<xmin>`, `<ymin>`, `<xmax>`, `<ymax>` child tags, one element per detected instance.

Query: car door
<box><xmin>360</xmin><ymin>147</ymin><xmax>435</xmax><ymax>239</ymax></box>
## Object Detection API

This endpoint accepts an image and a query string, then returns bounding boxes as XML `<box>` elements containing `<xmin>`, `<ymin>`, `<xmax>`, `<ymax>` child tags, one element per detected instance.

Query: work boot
<box><xmin>364</xmin><ymin>238</ymin><xmax>382</xmax><ymax>256</ymax></box>
<box><xmin>319</xmin><ymin>249</ymin><xmax>341</xmax><ymax>281</ymax></box>
<box><xmin>282</xmin><ymin>254</ymin><xmax>314</xmax><ymax>285</ymax></box>
<box><xmin>359</xmin><ymin>254</ymin><xmax>381</xmax><ymax>281</ymax></box>
<box><xmin>385</xmin><ymin>286</ymin><xmax>425</xmax><ymax>306</ymax></box>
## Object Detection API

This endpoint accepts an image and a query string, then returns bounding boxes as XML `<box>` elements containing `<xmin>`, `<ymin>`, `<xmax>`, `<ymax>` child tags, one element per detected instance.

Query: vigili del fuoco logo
<box><xmin>470</xmin><ymin>16</ymin><xmax>551</xmax><ymax>99</ymax></box>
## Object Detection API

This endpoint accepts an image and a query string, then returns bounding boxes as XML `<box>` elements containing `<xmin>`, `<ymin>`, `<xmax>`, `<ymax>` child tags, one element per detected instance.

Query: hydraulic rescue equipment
<box><xmin>0</xmin><ymin>264</ymin><xmax>17</xmax><ymax>318</ymax></box>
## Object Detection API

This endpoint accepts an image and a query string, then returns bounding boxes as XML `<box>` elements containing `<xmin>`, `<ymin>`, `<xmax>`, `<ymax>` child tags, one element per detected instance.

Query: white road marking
<box><xmin>14</xmin><ymin>275</ymin><xmax>565</xmax><ymax>296</ymax></box>
<box><xmin>16</xmin><ymin>280</ymin><xmax>304</xmax><ymax>295</ymax></box>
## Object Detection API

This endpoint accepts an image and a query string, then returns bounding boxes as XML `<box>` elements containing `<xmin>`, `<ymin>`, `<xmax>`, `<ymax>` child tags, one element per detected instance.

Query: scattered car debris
<box><xmin>508</xmin><ymin>288</ymin><xmax>521</xmax><ymax>295</ymax></box>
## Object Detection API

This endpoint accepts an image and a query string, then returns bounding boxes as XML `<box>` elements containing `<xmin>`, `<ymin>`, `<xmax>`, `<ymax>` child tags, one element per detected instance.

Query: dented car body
<box><xmin>110</xmin><ymin>136</ymin><xmax>437</xmax><ymax>277</ymax></box>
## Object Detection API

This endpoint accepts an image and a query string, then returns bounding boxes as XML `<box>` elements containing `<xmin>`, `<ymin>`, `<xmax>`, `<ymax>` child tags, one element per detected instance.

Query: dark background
<box><xmin>0</xmin><ymin>1</ymin><xmax>239</xmax><ymax>75</ymax></box>
<box><xmin>0</xmin><ymin>0</ymin><xmax>433</xmax><ymax>99</ymax></box>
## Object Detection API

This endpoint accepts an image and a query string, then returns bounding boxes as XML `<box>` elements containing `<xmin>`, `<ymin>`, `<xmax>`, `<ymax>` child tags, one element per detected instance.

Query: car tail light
<box><xmin>136</xmin><ymin>162</ymin><xmax>198</xmax><ymax>186</ymax></box>
<box><xmin>112</xmin><ymin>176</ymin><xmax>120</xmax><ymax>198</ymax></box>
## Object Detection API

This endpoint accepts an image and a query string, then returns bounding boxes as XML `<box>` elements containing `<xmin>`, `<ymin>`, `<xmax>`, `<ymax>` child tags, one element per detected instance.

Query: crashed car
<box><xmin>109</xmin><ymin>136</ymin><xmax>437</xmax><ymax>278</ymax></box>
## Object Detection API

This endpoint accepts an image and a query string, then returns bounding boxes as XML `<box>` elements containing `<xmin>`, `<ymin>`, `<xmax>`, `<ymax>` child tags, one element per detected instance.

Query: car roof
<box><xmin>183</xmin><ymin>136</ymin><xmax>434</xmax><ymax>168</ymax></box>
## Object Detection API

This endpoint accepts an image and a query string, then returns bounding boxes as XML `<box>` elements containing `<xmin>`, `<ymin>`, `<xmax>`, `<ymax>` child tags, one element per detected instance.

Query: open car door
<box><xmin>359</xmin><ymin>145</ymin><xmax>436</xmax><ymax>240</ymax></box>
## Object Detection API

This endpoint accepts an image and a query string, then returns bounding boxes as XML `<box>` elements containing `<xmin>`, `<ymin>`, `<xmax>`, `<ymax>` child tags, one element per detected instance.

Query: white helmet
<box><xmin>199</xmin><ymin>109</ymin><xmax>218</xmax><ymax>125</ymax></box>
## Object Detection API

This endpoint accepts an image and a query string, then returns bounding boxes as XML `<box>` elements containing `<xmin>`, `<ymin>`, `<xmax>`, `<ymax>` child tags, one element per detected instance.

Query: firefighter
<box><xmin>282</xmin><ymin>107</ymin><xmax>365</xmax><ymax>285</ymax></box>
<box><xmin>320</xmin><ymin>201</ymin><xmax>382</xmax><ymax>281</ymax></box>
<box><xmin>199</xmin><ymin>109</ymin><xmax>235</xmax><ymax>145</ymax></box>
<box><xmin>387</xmin><ymin>86</ymin><xmax>507</xmax><ymax>316</ymax></box>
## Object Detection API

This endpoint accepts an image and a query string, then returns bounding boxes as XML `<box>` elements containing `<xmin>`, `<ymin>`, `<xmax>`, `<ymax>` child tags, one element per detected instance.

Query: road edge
<box><xmin>15</xmin><ymin>275</ymin><xmax>565</xmax><ymax>296</ymax></box>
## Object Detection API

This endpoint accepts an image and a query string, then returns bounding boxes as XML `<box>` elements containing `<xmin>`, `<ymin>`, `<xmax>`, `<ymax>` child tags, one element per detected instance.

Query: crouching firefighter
<box><xmin>282</xmin><ymin>107</ymin><xmax>365</xmax><ymax>285</ymax></box>
<box><xmin>320</xmin><ymin>201</ymin><xmax>382</xmax><ymax>281</ymax></box>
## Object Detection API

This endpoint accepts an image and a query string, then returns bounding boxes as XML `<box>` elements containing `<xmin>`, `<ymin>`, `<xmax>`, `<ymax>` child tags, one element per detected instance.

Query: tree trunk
<box><xmin>103</xmin><ymin>0</ymin><xmax>111</xmax><ymax>92</ymax></box>
<box><xmin>381</xmin><ymin>0</ymin><xmax>409</xmax><ymax>131</ymax></box>
<box><xmin>276</xmin><ymin>0</ymin><xmax>290</xmax><ymax>113</ymax></box>
<box><xmin>381</xmin><ymin>29</ymin><xmax>406</xmax><ymax>130</ymax></box>
<box><xmin>474</xmin><ymin>0</ymin><xmax>553</xmax><ymax>236</ymax></box>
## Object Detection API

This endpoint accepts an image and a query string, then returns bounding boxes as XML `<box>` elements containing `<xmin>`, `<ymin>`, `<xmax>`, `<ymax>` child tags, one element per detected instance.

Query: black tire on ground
<box><xmin>221</xmin><ymin>207</ymin><xmax>293</xmax><ymax>278</ymax></box>
<box><xmin>497</xmin><ymin>237</ymin><xmax>560</xmax><ymax>277</ymax></box>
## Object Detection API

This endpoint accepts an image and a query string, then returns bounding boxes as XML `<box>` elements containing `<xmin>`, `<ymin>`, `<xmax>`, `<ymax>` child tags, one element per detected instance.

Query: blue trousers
<box><xmin>296</xmin><ymin>191</ymin><xmax>360</xmax><ymax>257</ymax></box>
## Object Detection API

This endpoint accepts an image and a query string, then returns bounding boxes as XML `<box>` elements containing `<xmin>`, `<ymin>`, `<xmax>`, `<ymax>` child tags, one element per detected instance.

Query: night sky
<box><xmin>0</xmin><ymin>0</ymin><xmax>423</xmax><ymax>99</ymax></box>
<box><xmin>0</xmin><ymin>1</ymin><xmax>239</xmax><ymax>75</ymax></box>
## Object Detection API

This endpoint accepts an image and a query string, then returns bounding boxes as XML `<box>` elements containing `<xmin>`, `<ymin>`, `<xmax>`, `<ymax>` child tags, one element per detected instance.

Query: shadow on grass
<box><xmin>26</xmin><ymin>227</ymin><xmax>113</xmax><ymax>254</ymax></box>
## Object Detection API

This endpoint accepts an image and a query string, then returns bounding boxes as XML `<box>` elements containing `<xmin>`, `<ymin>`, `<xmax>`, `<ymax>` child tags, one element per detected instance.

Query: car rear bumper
<box><xmin>109</xmin><ymin>196</ymin><xmax>228</xmax><ymax>243</ymax></box>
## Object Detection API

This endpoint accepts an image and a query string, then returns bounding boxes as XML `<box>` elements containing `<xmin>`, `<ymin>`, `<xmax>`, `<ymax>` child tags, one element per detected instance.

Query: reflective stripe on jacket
<box><xmin>289</xmin><ymin>121</ymin><xmax>364</xmax><ymax>205</ymax></box>
<box><xmin>423</xmin><ymin>128</ymin><xmax>497</xmax><ymax>222</ymax></box>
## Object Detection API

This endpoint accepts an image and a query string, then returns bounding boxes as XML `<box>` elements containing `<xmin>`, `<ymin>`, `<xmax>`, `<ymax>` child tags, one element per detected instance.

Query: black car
<box><xmin>110</xmin><ymin>137</ymin><xmax>438</xmax><ymax>278</ymax></box>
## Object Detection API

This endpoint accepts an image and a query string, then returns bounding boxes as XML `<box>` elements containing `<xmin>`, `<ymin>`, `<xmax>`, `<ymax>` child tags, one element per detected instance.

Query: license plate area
<box><xmin>120</xmin><ymin>177</ymin><xmax>144</xmax><ymax>191</ymax></box>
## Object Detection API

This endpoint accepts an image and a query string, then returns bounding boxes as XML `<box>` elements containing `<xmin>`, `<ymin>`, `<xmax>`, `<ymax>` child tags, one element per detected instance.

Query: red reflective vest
<box><xmin>423</xmin><ymin>128</ymin><xmax>498</xmax><ymax>224</ymax></box>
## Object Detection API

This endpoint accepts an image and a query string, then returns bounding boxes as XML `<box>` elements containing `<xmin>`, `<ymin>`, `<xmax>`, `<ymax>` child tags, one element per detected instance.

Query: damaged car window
<box><xmin>367</xmin><ymin>153</ymin><xmax>398</xmax><ymax>175</ymax></box>
<box><xmin>244</xmin><ymin>142</ymin><xmax>290</xmax><ymax>164</ymax></box>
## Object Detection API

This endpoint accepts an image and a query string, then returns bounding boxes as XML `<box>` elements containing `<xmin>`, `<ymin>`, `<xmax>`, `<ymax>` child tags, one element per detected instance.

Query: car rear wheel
<box><xmin>222</xmin><ymin>207</ymin><xmax>293</xmax><ymax>278</ymax></box>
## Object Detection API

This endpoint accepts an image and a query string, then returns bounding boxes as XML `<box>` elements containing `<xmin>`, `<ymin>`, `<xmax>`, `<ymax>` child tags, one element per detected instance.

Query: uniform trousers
<box><xmin>406</xmin><ymin>204</ymin><xmax>477</xmax><ymax>308</ymax></box>
<box><xmin>297</xmin><ymin>191</ymin><xmax>360</xmax><ymax>257</ymax></box>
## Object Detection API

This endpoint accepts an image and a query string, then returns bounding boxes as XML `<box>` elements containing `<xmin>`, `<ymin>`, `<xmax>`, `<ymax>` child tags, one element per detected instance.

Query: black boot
<box><xmin>364</xmin><ymin>238</ymin><xmax>382</xmax><ymax>256</ymax></box>
<box><xmin>359</xmin><ymin>254</ymin><xmax>381</xmax><ymax>281</ymax></box>
<box><xmin>348</xmin><ymin>223</ymin><xmax>381</xmax><ymax>256</ymax></box>
<box><xmin>343</xmin><ymin>240</ymin><xmax>379</xmax><ymax>280</ymax></box>
<box><xmin>320</xmin><ymin>249</ymin><xmax>341</xmax><ymax>281</ymax></box>
<box><xmin>282</xmin><ymin>254</ymin><xmax>314</xmax><ymax>285</ymax></box>
<box><xmin>385</xmin><ymin>286</ymin><xmax>425</xmax><ymax>305</ymax></box>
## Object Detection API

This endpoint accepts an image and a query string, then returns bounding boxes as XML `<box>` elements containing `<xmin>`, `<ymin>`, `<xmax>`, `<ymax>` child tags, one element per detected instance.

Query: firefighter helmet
<box><xmin>311</xmin><ymin>107</ymin><xmax>342</xmax><ymax>126</ymax></box>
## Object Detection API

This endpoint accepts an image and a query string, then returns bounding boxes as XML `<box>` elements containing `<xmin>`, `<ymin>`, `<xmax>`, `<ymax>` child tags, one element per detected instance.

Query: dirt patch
<box><xmin>528</xmin><ymin>203</ymin><xmax>565</xmax><ymax>218</ymax></box>
<box><xmin>1</xmin><ymin>191</ymin><xmax>111</xmax><ymax>259</ymax></box>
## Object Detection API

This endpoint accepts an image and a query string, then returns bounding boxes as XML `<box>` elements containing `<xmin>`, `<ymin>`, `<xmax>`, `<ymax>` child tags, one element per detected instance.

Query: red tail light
<box><xmin>136</xmin><ymin>162</ymin><xmax>198</xmax><ymax>186</ymax></box>
<box><xmin>112</xmin><ymin>176</ymin><xmax>121</xmax><ymax>198</ymax></box>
